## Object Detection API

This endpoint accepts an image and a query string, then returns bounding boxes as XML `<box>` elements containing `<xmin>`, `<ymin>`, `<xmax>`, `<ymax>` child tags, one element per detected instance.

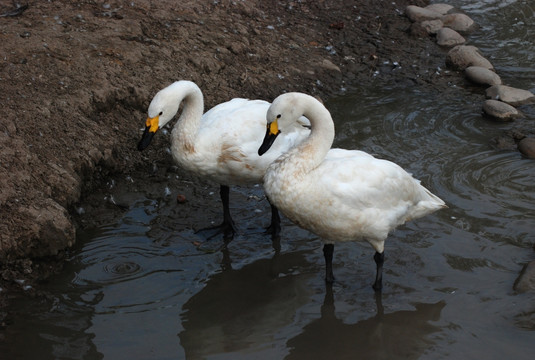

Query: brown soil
<box><xmin>1</xmin><ymin>0</ymin><xmax>469</xmax><ymax>311</ymax></box>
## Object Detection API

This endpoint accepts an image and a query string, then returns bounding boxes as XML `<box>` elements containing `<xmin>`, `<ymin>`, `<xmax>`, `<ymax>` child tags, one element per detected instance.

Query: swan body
<box><xmin>138</xmin><ymin>81</ymin><xmax>310</xmax><ymax>238</ymax></box>
<box><xmin>258</xmin><ymin>92</ymin><xmax>446</xmax><ymax>289</ymax></box>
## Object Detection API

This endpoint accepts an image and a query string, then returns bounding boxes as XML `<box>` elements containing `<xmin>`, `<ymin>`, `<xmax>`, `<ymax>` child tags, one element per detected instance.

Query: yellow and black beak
<box><xmin>137</xmin><ymin>116</ymin><xmax>160</xmax><ymax>151</ymax></box>
<box><xmin>258</xmin><ymin>119</ymin><xmax>281</xmax><ymax>156</ymax></box>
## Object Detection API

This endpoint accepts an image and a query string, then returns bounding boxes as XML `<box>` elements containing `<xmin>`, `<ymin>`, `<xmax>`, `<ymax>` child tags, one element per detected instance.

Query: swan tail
<box><xmin>408</xmin><ymin>186</ymin><xmax>447</xmax><ymax>221</ymax></box>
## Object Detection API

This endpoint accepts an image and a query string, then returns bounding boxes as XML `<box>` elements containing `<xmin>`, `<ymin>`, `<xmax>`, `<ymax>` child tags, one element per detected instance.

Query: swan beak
<box><xmin>137</xmin><ymin>116</ymin><xmax>160</xmax><ymax>151</ymax></box>
<box><xmin>258</xmin><ymin>120</ymin><xmax>281</xmax><ymax>156</ymax></box>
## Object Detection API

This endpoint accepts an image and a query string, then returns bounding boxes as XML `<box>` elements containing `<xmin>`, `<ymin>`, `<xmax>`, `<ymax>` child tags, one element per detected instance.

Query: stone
<box><xmin>20</xmin><ymin>199</ymin><xmax>76</xmax><ymax>257</ymax></box>
<box><xmin>405</xmin><ymin>5</ymin><xmax>443</xmax><ymax>22</ymax></box>
<box><xmin>482</xmin><ymin>100</ymin><xmax>520</xmax><ymax>121</ymax></box>
<box><xmin>436</xmin><ymin>27</ymin><xmax>465</xmax><ymax>47</ymax></box>
<box><xmin>465</xmin><ymin>66</ymin><xmax>501</xmax><ymax>86</ymax></box>
<box><xmin>514</xmin><ymin>260</ymin><xmax>535</xmax><ymax>293</ymax></box>
<box><xmin>446</xmin><ymin>45</ymin><xmax>493</xmax><ymax>70</ymax></box>
<box><xmin>485</xmin><ymin>85</ymin><xmax>535</xmax><ymax>106</ymax></box>
<box><xmin>420</xmin><ymin>19</ymin><xmax>443</xmax><ymax>34</ymax></box>
<box><xmin>409</xmin><ymin>22</ymin><xmax>429</xmax><ymax>38</ymax></box>
<box><xmin>425</xmin><ymin>4</ymin><xmax>454</xmax><ymax>15</ymax></box>
<box><xmin>518</xmin><ymin>138</ymin><xmax>535</xmax><ymax>159</ymax></box>
<box><xmin>321</xmin><ymin>59</ymin><xmax>341</xmax><ymax>72</ymax></box>
<box><xmin>442</xmin><ymin>13</ymin><xmax>477</xmax><ymax>34</ymax></box>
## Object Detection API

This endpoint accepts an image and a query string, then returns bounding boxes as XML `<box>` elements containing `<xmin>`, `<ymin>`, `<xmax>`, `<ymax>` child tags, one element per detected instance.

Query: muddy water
<box><xmin>2</xmin><ymin>1</ymin><xmax>535</xmax><ymax>359</ymax></box>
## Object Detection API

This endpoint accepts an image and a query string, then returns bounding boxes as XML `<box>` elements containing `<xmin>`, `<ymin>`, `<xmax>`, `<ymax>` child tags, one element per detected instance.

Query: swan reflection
<box><xmin>178</xmin><ymin>246</ymin><xmax>315</xmax><ymax>359</ymax></box>
<box><xmin>286</xmin><ymin>286</ymin><xmax>445</xmax><ymax>359</ymax></box>
<box><xmin>178</xmin><ymin>243</ymin><xmax>445</xmax><ymax>359</ymax></box>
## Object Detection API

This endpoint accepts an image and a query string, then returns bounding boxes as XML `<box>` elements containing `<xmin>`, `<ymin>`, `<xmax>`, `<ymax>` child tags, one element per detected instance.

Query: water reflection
<box><xmin>286</xmin><ymin>287</ymin><xmax>445</xmax><ymax>360</ymax></box>
<box><xmin>0</xmin><ymin>285</ymin><xmax>103</xmax><ymax>360</ymax></box>
<box><xmin>178</xmin><ymin>245</ymin><xmax>316</xmax><ymax>359</ymax></box>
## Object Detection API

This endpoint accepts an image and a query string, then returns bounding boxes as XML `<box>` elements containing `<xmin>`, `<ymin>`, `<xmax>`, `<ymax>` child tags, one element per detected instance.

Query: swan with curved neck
<box><xmin>138</xmin><ymin>81</ymin><xmax>310</xmax><ymax>239</ymax></box>
<box><xmin>258</xmin><ymin>92</ymin><xmax>446</xmax><ymax>290</ymax></box>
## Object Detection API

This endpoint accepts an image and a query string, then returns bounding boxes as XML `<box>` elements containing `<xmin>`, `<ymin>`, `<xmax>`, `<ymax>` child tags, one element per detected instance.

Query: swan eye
<box><xmin>276</xmin><ymin>114</ymin><xmax>281</xmax><ymax>119</ymax></box>
<box><xmin>159</xmin><ymin>111</ymin><xmax>163</xmax><ymax>116</ymax></box>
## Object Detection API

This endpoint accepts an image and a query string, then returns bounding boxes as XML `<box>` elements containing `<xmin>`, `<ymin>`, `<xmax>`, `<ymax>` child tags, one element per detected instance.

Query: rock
<box><xmin>436</xmin><ymin>27</ymin><xmax>465</xmax><ymax>47</ymax></box>
<box><xmin>485</xmin><ymin>85</ymin><xmax>535</xmax><ymax>106</ymax></box>
<box><xmin>320</xmin><ymin>59</ymin><xmax>341</xmax><ymax>72</ymax></box>
<box><xmin>409</xmin><ymin>22</ymin><xmax>429</xmax><ymax>38</ymax></box>
<box><xmin>20</xmin><ymin>199</ymin><xmax>75</xmax><ymax>257</ymax></box>
<box><xmin>442</xmin><ymin>13</ymin><xmax>477</xmax><ymax>34</ymax></box>
<box><xmin>514</xmin><ymin>260</ymin><xmax>535</xmax><ymax>293</ymax></box>
<box><xmin>465</xmin><ymin>66</ymin><xmax>501</xmax><ymax>86</ymax></box>
<box><xmin>518</xmin><ymin>138</ymin><xmax>535</xmax><ymax>159</ymax></box>
<box><xmin>425</xmin><ymin>3</ymin><xmax>454</xmax><ymax>15</ymax></box>
<box><xmin>420</xmin><ymin>19</ymin><xmax>444</xmax><ymax>34</ymax></box>
<box><xmin>482</xmin><ymin>100</ymin><xmax>521</xmax><ymax>121</ymax></box>
<box><xmin>405</xmin><ymin>5</ymin><xmax>443</xmax><ymax>22</ymax></box>
<box><xmin>446</xmin><ymin>45</ymin><xmax>493</xmax><ymax>70</ymax></box>
<box><xmin>491</xmin><ymin>134</ymin><xmax>517</xmax><ymax>150</ymax></box>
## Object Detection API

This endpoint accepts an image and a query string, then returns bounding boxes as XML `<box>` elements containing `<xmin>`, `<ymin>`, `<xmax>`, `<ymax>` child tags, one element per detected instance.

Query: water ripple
<box><xmin>442</xmin><ymin>151</ymin><xmax>535</xmax><ymax>212</ymax></box>
<box><xmin>103</xmin><ymin>261</ymin><xmax>142</xmax><ymax>279</ymax></box>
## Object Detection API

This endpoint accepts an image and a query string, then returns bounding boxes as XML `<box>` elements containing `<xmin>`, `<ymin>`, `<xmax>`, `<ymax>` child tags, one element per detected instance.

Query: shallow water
<box><xmin>2</xmin><ymin>1</ymin><xmax>535</xmax><ymax>359</ymax></box>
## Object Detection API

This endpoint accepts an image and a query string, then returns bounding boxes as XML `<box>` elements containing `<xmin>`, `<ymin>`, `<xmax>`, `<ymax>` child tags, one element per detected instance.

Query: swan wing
<box><xmin>309</xmin><ymin>149</ymin><xmax>445</xmax><ymax>240</ymax></box>
<box><xmin>189</xmin><ymin>99</ymin><xmax>308</xmax><ymax>184</ymax></box>
<box><xmin>323</xmin><ymin>149</ymin><xmax>443</xmax><ymax>210</ymax></box>
<box><xmin>200</xmin><ymin>98</ymin><xmax>267</xmax><ymax>128</ymax></box>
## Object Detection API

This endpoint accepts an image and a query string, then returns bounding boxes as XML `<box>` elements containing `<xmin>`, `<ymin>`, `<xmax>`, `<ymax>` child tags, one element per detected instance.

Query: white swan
<box><xmin>137</xmin><ymin>81</ymin><xmax>310</xmax><ymax>239</ymax></box>
<box><xmin>258</xmin><ymin>92</ymin><xmax>446</xmax><ymax>290</ymax></box>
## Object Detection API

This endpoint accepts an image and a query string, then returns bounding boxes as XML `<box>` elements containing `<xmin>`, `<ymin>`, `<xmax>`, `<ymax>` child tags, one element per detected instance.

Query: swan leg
<box><xmin>196</xmin><ymin>185</ymin><xmax>237</xmax><ymax>240</ymax></box>
<box><xmin>219</xmin><ymin>185</ymin><xmax>237</xmax><ymax>239</ymax></box>
<box><xmin>265</xmin><ymin>200</ymin><xmax>281</xmax><ymax>238</ymax></box>
<box><xmin>323</xmin><ymin>244</ymin><xmax>335</xmax><ymax>283</ymax></box>
<box><xmin>372</xmin><ymin>251</ymin><xmax>384</xmax><ymax>292</ymax></box>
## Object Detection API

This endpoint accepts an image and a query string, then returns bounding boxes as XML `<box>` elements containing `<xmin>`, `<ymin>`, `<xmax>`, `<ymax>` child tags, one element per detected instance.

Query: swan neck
<box><xmin>173</xmin><ymin>83</ymin><xmax>204</xmax><ymax>152</ymax></box>
<box><xmin>295</xmin><ymin>97</ymin><xmax>335</xmax><ymax>169</ymax></box>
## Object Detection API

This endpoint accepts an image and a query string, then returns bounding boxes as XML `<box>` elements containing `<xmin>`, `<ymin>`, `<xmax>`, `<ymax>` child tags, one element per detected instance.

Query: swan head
<box><xmin>258</xmin><ymin>115</ymin><xmax>281</xmax><ymax>156</ymax></box>
<box><xmin>258</xmin><ymin>93</ymin><xmax>303</xmax><ymax>156</ymax></box>
<box><xmin>137</xmin><ymin>83</ymin><xmax>182</xmax><ymax>151</ymax></box>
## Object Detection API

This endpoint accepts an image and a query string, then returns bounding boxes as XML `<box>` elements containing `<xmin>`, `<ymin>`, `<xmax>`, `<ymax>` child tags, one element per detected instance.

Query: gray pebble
<box><xmin>514</xmin><ymin>260</ymin><xmax>535</xmax><ymax>293</ymax></box>
<box><xmin>482</xmin><ymin>100</ymin><xmax>520</xmax><ymax>121</ymax></box>
<box><xmin>437</xmin><ymin>27</ymin><xmax>465</xmax><ymax>47</ymax></box>
<box><xmin>486</xmin><ymin>85</ymin><xmax>535</xmax><ymax>106</ymax></box>
<box><xmin>465</xmin><ymin>66</ymin><xmax>501</xmax><ymax>86</ymax></box>
<box><xmin>446</xmin><ymin>45</ymin><xmax>493</xmax><ymax>70</ymax></box>
<box><xmin>518</xmin><ymin>138</ymin><xmax>535</xmax><ymax>159</ymax></box>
